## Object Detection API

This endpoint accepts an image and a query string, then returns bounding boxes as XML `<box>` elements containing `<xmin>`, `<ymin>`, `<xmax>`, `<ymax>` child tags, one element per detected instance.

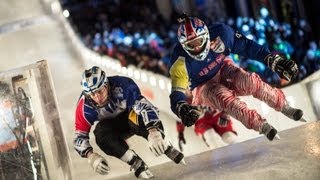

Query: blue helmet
<box><xmin>177</xmin><ymin>16</ymin><xmax>210</xmax><ymax>61</ymax></box>
<box><xmin>81</xmin><ymin>66</ymin><xmax>108</xmax><ymax>94</ymax></box>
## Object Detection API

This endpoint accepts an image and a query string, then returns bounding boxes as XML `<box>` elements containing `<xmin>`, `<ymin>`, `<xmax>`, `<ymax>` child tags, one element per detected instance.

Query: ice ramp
<box><xmin>112</xmin><ymin>121</ymin><xmax>320</xmax><ymax>180</ymax></box>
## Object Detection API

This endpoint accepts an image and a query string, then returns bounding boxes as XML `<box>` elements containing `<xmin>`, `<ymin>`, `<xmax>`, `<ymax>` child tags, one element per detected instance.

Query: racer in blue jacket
<box><xmin>74</xmin><ymin>66</ymin><xmax>184</xmax><ymax>179</ymax></box>
<box><xmin>169</xmin><ymin>14</ymin><xmax>304</xmax><ymax>141</ymax></box>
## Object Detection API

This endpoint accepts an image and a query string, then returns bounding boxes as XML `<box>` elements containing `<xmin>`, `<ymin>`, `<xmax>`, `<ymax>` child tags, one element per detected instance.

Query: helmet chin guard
<box><xmin>177</xmin><ymin>16</ymin><xmax>210</xmax><ymax>61</ymax></box>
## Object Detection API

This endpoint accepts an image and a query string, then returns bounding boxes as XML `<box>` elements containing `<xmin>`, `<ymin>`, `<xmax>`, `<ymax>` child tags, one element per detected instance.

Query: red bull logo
<box><xmin>199</xmin><ymin>54</ymin><xmax>225</xmax><ymax>76</ymax></box>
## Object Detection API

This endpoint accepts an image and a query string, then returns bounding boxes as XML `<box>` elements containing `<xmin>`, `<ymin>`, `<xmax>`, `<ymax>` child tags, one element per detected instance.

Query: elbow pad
<box><xmin>74</xmin><ymin>132</ymin><xmax>93</xmax><ymax>158</ymax></box>
<box><xmin>132</xmin><ymin>97</ymin><xmax>160</xmax><ymax>125</ymax></box>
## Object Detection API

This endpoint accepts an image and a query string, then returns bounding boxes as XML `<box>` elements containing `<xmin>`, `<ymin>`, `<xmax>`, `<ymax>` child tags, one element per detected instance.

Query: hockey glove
<box><xmin>264</xmin><ymin>53</ymin><xmax>298</xmax><ymax>82</ymax></box>
<box><xmin>88</xmin><ymin>152</ymin><xmax>110</xmax><ymax>175</ymax></box>
<box><xmin>147</xmin><ymin>128</ymin><xmax>169</xmax><ymax>156</ymax></box>
<box><xmin>177</xmin><ymin>101</ymin><xmax>202</xmax><ymax>127</ymax></box>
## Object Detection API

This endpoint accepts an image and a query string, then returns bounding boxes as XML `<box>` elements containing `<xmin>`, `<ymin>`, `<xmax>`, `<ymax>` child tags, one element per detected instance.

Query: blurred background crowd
<box><xmin>60</xmin><ymin>0</ymin><xmax>320</xmax><ymax>87</ymax></box>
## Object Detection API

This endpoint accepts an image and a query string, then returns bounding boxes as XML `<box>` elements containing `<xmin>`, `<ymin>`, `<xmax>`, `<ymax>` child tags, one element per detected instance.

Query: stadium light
<box><xmin>149</xmin><ymin>76</ymin><xmax>156</xmax><ymax>87</ymax></box>
<box><xmin>63</xmin><ymin>10</ymin><xmax>70</xmax><ymax>18</ymax></box>
<box><xmin>167</xmin><ymin>83</ymin><xmax>171</xmax><ymax>93</ymax></box>
<box><xmin>159</xmin><ymin>79</ymin><xmax>165</xmax><ymax>90</ymax></box>
<box><xmin>51</xmin><ymin>1</ymin><xmax>61</xmax><ymax>13</ymax></box>
<box><xmin>134</xmin><ymin>70</ymin><xmax>140</xmax><ymax>80</ymax></box>
<box><xmin>121</xmin><ymin>67</ymin><xmax>127</xmax><ymax>75</ymax></box>
<box><xmin>141</xmin><ymin>73</ymin><xmax>147</xmax><ymax>82</ymax></box>
<box><xmin>127</xmin><ymin>67</ymin><xmax>133</xmax><ymax>77</ymax></box>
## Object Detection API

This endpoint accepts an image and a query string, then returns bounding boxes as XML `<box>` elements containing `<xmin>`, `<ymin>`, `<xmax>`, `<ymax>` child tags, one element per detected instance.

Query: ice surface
<box><xmin>112</xmin><ymin>121</ymin><xmax>320</xmax><ymax>180</ymax></box>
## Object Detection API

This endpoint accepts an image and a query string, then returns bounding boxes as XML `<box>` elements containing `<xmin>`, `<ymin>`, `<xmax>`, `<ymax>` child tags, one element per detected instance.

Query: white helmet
<box><xmin>81</xmin><ymin>66</ymin><xmax>108</xmax><ymax>94</ymax></box>
<box><xmin>177</xmin><ymin>15</ymin><xmax>210</xmax><ymax>61</ymax></box>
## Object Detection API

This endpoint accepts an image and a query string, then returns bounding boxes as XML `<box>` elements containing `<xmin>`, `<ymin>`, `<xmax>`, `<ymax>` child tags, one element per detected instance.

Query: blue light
<box><xmin>299</xmin><ymin>19</ymin><xmax>306</xmax><ymax>28</ymax></box>
<box><xmin>242</xmin><ymin>24</ymin><xmax>249</xmax><ymax>32</ymax></box>
<box><xmin>168</xmin><ymin>30</ymin><xmax>175</xmax><ymax>39</ymax></box>
<box><xmin>315</xmin><ymin>50</ymin><xmax>320</xmax><ymax>58</ymax></box>
<box><xmin>260</xmin><ymin>7</ymin><xmax>269</xmax><ymax>18</ymax></box>
<box><xmin>227</xmin><ymin>18</ymin><xmax>234</xmax><ymax>26</ymax></box>
<box><xmin>249</xmin><ymin>18</ymin><xmax>255</xmax><ymax>26</ymax></box>
<box><xmin>138</xmin><ymin>38</ymin><xmax>145</xmax><ymax>46</ymax></box>
<box><xmin>269</xmin><ymin>20</ymin><xmax>275</xmax><ymax>26</ymax></box>
<box><xmin>134</xmin><ymin>33</ymin><xmax>141</xmax><ymax>39</ymax></box>
<box><xmin>123</xmin><ymin>36</ymin><xmax>133</xmax><ymax>46</ymax></box>
<box><xmin>246</xmin><ymin>34</ymin><xmax>254</xmax><ymax>40</ymax></box>
<box><xmin>149</xmin><ymin>32</ymin><xmax>157</xmax><ymax>39</ymax></box>
<box><xmin>307</xmin><ymin>50</ymin><xmax>315</xmax><ymax>59</ymax></box>
<box><xmin>258</xmin><ymin>38</ymin><xmax>266</xmax><ymax>45</ymax></box>
<box><xmin>236</xmin><ymin>17</ymin><xmax>243</xmax><ymax>28</ymax></box>
<box><xmin>259</xmin><ymin>19</ymin><xmax>266</xmax><ymax>26</ymax></box>
<box><xmin>255</xmin><ymin>22</ymin><xmax>262</xmax><ymax>30</ymax></box>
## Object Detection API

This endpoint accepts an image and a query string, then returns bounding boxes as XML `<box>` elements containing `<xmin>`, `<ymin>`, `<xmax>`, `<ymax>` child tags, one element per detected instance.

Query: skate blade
<box><xmin>179</xmin><ymin>158</ymin><xmax>186</xmax><ymax>165</ymax></box>
<box><xmin>299</xmin><ymin>117</ymin><xmax>307</xmax><ymax>122</ymax></box>
<box><xmin>274</xmin><ymin>134</ymin><xmax>281</xmax><ymax>140</ymax></box>
<box><xmin>139</xmin><ymin>170</ymin><xmax>154</xmax><ymax>179</ymax></box>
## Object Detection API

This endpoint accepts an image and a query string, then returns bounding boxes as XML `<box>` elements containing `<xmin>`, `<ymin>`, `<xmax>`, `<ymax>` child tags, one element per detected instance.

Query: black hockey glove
<box><xmin>177</xmin><ymin>101</ymin><xmax>201</xmax><ymax>127</ymax></box>
<box><xmin>264</xmin><ymin>53</ymin><xmax>298</xmax><ymax>82</ymax></box>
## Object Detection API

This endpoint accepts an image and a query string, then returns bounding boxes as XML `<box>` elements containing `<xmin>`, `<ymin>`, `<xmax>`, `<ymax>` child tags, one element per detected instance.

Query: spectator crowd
<box><xmin>61</xmin><ymin>0</ymin><xmax>320</xmax><ymax>87</ymax></box>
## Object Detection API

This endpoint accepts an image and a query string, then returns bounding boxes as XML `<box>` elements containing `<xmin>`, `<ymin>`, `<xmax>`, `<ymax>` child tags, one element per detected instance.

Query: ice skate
<box><xmin>281</xmin><ymin>103</ymin><xmax>304</xmax><ymax>122</ymax></box>
<box><xmin>260</xmin><ymin>122</ymin><xmax>280</xmax><ymax>141</ymax></box>
<box><xmin>129</xmin><ymin>154</ymin><xmax>154</xmax><ymax>179</ymax></box>
<box><xmin>165</xmin><ymin>145</ymin><xmax>186</xmax><ymax>165</ymax></box>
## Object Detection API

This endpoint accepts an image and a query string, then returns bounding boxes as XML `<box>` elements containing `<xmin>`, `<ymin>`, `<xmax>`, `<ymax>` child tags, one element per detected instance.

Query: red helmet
<box><xmin>177</xmin><ymin>16</ymin><xmax>210</xmax><ymax>61</ymax></box>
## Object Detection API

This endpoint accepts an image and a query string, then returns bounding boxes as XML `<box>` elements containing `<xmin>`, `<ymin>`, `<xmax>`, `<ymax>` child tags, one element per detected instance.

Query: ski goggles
<box><xmin>183</xmin><ymin>36</ymin><xmax>206</xmax><ymax>52</ymax></box>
